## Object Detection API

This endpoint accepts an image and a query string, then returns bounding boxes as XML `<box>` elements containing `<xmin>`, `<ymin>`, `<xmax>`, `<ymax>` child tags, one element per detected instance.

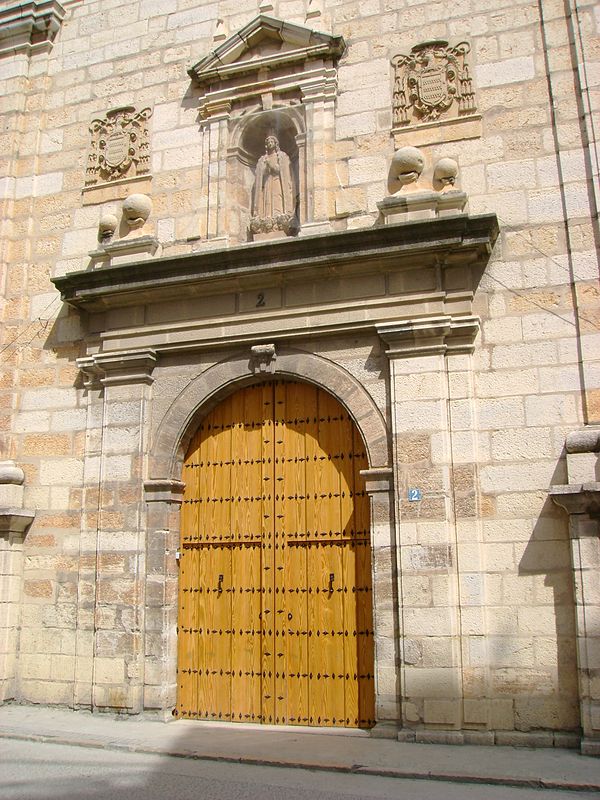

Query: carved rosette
<box><xmin>392</xmin><ymin>40</ymin><xmax>476</xmax><ymax>127</ymax></box>
<box><xmin>86</xmin><ymin>106</ymin><xmax>152</xmax><ymax>186</ymax></box>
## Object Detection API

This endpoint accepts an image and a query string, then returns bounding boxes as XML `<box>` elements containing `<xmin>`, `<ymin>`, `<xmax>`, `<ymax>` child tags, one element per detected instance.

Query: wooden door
<box><xmin>177</xmin><ymin>381</ymin><xmax>375</xmax><ymax>728</ymax></box>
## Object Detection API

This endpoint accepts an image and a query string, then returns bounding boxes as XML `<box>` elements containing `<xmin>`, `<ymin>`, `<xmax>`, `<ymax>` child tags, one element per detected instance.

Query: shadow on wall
<box><xmin>516</xmin><ymin>489</ymin><xmax>580</xmax><ymax>735</ymax></box>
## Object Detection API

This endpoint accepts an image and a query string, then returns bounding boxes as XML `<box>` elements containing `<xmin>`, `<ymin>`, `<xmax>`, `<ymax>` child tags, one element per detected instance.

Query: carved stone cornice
<box><xmin>188</xmin><ymin>15</ymin><xmax>345</xmax><ymax>120</ymax></box>
<box><xmin>0</xmin><ymin>1</ymin><xmax>65</xmax><ymax>58</ymax></box>
<box><xmin>377</xmin><ymin>315</ymin><xmax>480</xmax><ymax>357</ymax></box>
<box><xmin>53</xmin><ymin>214</ymin><xmax>499</xmax><ymax>313</ymax></box>
<box><xmin>189</xmin><ymin>15</ymin><xmax>345</xmax><ymax>86</ymax></box>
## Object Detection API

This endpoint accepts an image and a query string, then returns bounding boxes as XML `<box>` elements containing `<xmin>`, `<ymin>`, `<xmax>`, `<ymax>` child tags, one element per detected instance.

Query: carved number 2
<box><xmin>256</xmin><ymin>292</ymin><xmax>266</xmax><ymax>307</ymax></box>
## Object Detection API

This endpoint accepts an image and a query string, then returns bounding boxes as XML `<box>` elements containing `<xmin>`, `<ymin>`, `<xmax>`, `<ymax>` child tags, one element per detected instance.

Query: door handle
<box><xmin>217</xmin><ymin>574</ymin><xmax>224</xmax><ymax>595</ymax></box>
<box><xmin>328</xmin><ymin>573</ymin><xmax>334</xmax><ymax>594</ymax></box>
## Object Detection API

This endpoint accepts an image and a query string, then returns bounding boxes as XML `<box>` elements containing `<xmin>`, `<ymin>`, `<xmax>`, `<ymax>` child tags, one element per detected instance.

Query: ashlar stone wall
<box><xmin>0</xmin><ymin>0</ymin><xmax>599</xmax><ymax>747</ymax></box>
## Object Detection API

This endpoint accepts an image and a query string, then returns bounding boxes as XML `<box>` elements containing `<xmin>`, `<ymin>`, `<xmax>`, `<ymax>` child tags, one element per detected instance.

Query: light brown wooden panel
<box><xmin>177</xmin><ymin>381</ymin><xmax>375</xmax><ymax>728</ymax></box>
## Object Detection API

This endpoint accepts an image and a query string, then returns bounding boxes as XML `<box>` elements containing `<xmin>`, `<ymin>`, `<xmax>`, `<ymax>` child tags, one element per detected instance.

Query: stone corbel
<box><xmin>77</xmin><ymin>355</ymin><xmax>105</xmax><ymax>390</ymax></box>
<box><xmin>378</xmin><ymin>315</ymin><xmax>480</xmax><ymax>358</ymax></box>
<box><xmin>250</xmin><ymin>343</ymin><xmax>277</xmax><ymax>374</ymax></box>
<box><xmin>77</xmin><ymin>349</ymin><xmax>157</xmax><ymax>387</ymax></box>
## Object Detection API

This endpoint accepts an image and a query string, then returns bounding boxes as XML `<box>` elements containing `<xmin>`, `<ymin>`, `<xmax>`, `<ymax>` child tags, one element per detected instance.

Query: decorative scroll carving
<box><xmin>392</xmin><ymin>40</ymin><xmax>476</xmax><ymax>127</ymax></box>
<box><xmin>86</xmin><ymin>106</ymin><xmax>152</xmax><ymax>186</ymax></box>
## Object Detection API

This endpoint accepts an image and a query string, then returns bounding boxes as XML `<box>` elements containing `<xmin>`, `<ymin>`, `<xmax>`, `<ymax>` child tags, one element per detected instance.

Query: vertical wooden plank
<box><xmin>230</xmin><ymin>386</ymin><xmax>262</xmax><ymax>722</ymax></box>
<box><xmin>260</xmin><ymin>381</ymin><xmax>276</xmax><ymax>725</ymax></box>
<box><xmin>278</xmin><ymin>381</ymin><xmax>309</xmax><ymax>725</ymax></box>
<box><xmin>353</xmin><ymin>424</ymin><xmax>375</xmax><ymax>727</ymax></box>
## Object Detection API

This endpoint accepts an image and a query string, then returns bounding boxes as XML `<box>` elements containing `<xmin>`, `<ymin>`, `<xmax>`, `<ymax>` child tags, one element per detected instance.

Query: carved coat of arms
<box><xmin>86</xmin><ymin>106</ymin><xmax>152</xmax><ymax>186</ymax></box>
<box><xmin>392</xmin><ymin>40</ymin><xmax>476</xmax><ymax>127</ymax></box>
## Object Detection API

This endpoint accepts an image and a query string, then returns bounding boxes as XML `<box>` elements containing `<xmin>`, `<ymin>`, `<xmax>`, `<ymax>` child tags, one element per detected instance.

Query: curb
<box><xmin>1</xmin><ymin>729</ymin><xmax>599</xmax><ymax>794</ymax></box>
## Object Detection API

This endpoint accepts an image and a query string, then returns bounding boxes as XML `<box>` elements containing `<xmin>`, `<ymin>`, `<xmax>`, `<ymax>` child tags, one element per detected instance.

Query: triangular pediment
<box><xmin>188</xmin><ymin>15</ymin><xmax>345</xmax><ymax>85</ymax></box>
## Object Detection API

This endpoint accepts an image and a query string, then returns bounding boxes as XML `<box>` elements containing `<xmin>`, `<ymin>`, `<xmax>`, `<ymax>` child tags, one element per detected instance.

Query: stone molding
<box><xmin>188</xmin><ymin>14</ymin><xmax>345</xmax><ymax>98</ymax></box>
<box><xmin>0</xmin><ymin>0</ymin><xmax>65</xmax><ymax>58</ymax></box>
<box><xmin>0</xmin><ymin>460</ymin><xmax>34</xmax><ymax>538</ymax></box>
<box><xmin>377</xmin><ymin>315</ymin><xmax>480</xmax><ymax>357</ymax></box>
<box><xmin>77</xmin><ymin>349</ymin><xmax>157</xmax><ymax>387</ymax></box>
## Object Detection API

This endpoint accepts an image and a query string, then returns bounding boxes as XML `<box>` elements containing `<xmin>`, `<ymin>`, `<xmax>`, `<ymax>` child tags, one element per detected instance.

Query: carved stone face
<box><xmin>391</xmin><ymin>146</ymin><xmax>425</xmax><ymax>188</ymax></box>
<box><xmin>265</xmin><ymin>135</ymin><xmax>279</xmax><ymax>153</ymax></box>
<box><xmin>122</xmin><ymin>193</ymin><xmax>152</xmax><ymax>230</ymax></box>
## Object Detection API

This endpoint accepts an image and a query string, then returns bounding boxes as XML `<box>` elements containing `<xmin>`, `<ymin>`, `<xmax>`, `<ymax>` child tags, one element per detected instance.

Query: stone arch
<box><xmin>149</xmin><ymin>348</ymin><xmax>390</xmax><ymax>482</ymax></box>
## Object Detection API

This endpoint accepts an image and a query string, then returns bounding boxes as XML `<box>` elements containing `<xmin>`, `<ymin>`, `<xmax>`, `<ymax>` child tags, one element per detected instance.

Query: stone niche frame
<box><xmin>188</xmin><ymin>14</ymin><xmax>345</xmax><ymax>244</ymax></box>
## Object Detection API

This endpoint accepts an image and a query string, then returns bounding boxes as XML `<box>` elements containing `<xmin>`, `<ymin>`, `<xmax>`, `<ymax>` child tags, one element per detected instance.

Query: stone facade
<box><xmin>0</xmin><ymin>0</ymin><xmax>599</xmax><ymax>753</ymax></box>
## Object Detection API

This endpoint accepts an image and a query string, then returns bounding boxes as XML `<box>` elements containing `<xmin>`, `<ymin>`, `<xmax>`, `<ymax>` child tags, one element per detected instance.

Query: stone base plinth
<box><xmin>377</xmin><ymin>190</ymin><xmax>468</xmax><ymax>224</ymax></box>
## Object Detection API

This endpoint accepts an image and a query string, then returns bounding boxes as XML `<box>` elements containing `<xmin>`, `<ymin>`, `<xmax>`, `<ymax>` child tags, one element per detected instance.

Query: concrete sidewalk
<box><xmin>0</xmin><ymin>705</ymin><xmax>598</xmax><ymax>793</ymax></box>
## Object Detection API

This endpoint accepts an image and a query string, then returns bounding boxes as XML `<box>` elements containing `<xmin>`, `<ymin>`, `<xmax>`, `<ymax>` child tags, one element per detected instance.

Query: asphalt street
<box><xmin>0</xmin><ymin>739</ymin><xmax>592</xmax><ymax>800</ymax></box>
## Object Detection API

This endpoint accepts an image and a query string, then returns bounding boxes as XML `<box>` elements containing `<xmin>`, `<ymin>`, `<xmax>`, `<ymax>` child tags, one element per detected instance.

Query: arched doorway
<box><xmin>176</xmin><ymin>379</ymin><xmax>375</xmax><ymax>727</ymax></box>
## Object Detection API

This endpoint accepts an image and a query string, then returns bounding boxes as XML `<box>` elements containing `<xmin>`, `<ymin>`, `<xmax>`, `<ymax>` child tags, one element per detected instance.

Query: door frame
<box><xmin>144</xmin><ymin>348</ymin><xmax>399</xmax><ymax>731</ymax></box>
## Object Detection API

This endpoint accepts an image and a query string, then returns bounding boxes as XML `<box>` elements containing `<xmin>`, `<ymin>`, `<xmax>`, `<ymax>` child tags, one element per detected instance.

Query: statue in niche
<box><xmin>249</xmin><ymin>134</ymin><xmax>296</xmax><ymax>238</ymax></box>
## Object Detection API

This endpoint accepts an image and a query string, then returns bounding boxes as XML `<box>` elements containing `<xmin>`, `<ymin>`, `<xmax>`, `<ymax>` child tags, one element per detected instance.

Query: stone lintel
<box><xmin>0</xmin><ymin>508</ymin><xmax>35</xmax><ymax>536</ymax></box>
<box><xmin>550</xmin><ymin>483</ymin><xmax>600</xmax><ymax>519</ymax></box>
<box><xmin>360</xmin><ymin>467</ymin><xmax>393</xmax><ymax>494</ymax></box>
<box><xmin>77</xmin><ymin>350</ymin><xmax>157</xmax><ymax>386</ymax></box>
<box><xmin>144</xmin><ymin>480</ymin><xmax>186</xmax><ymax>504</ymax></box>
<box><xmin>378</xmin><ymin>315</ymin><xmax>480</xmax><ymax>357</ymax></box>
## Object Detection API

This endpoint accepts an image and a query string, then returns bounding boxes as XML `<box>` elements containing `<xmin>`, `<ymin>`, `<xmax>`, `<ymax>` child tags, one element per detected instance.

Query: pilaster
<box><xmin>361</xmin><ymin>467</ymin><xmax>398</xmax><ymax>734</ymax></box>
<box><xmin>75</xmin><ymin>350</ymin><xmax>156</xmax><ymax>713</ymax></box>
<box><xmin>143</xmin><ymin>479</ymin><xmax>185</xmax><ymax>716</ymax></box>
<box><xmin>550</xmin><ymin>427</ymin><xmax>600</xmax><ymax>754</ymax></box>
<box><xmin>378</xmin><ymin>315</ymin><xmax>479</xmax><ymax>734</ymax></box>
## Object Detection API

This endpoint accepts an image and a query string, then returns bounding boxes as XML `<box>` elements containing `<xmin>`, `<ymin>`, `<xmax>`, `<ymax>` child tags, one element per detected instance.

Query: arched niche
<box><xmin>227</xmin><ymin>106</ymin><xmax>306</xmax><ymax>243</ymax></box>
